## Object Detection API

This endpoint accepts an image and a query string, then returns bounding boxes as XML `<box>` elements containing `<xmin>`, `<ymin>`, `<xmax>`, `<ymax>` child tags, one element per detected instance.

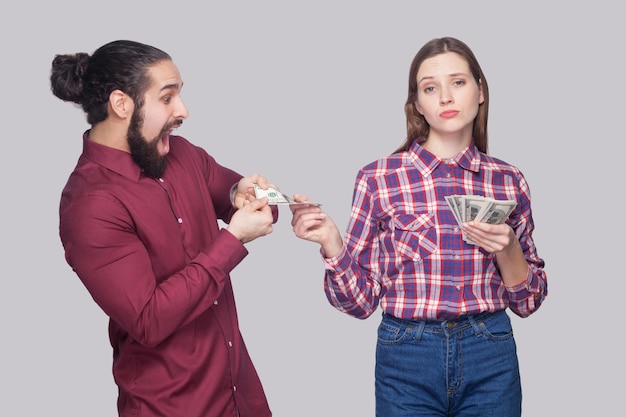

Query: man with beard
<box><xmin>50</xmin><ymin>40</ymin><xmax>277</xmax><ymax>417</ymax></box>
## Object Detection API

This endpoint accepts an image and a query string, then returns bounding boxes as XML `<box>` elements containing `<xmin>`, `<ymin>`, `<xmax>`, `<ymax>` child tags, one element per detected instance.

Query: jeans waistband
<box><xmin>382</xmin><ymin>310</ymin><xmax>503</xmax><ymax>330</ymax></box>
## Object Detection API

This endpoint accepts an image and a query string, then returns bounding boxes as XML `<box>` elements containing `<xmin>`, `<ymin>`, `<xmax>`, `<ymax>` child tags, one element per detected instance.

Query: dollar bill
<box><xmin>444</xmin><ymin>195</ymin><xmax>463</xmax><ymax>225</ymax></box>
<box><xmin>463</xmin><ymin>195</ymin><xmax>492</xmax><ymax>223</ymax></box>
<box><xmin>476</xmin><ymin>199</ymin><xmax>517</xmax><ymax>225</ymax></box>
<box><xmin>254</xmin><ymin>184</ymin><xmax>321</xmax><ymax>206</ymax></box>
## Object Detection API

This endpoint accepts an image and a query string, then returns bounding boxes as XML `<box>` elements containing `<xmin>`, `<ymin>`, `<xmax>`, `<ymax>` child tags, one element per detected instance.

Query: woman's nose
<box><xmin>439</xmin><ymin>88</ymin><xmax>453</xmax><ymax>105</ymax></box>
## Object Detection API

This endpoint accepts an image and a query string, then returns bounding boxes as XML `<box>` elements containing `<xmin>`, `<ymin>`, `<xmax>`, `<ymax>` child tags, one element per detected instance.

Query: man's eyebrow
<box><xmin>160</xmin><ymin>82</ymin><xmax>182</xmax><ymax>92</ymax></box>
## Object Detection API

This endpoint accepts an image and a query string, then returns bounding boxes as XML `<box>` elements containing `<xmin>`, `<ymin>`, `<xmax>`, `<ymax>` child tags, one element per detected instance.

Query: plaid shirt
<box><xmin>323</xmin><ymin>141</ymin><xmax>547</xmax><ymax>321</ymax></box>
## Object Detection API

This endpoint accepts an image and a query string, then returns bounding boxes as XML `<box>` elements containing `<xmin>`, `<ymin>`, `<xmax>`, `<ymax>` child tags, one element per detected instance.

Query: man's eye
<box><xmin>163</xmin><ymin>96</ymin><xmax>171</xmax><ymax>103</ymax></box>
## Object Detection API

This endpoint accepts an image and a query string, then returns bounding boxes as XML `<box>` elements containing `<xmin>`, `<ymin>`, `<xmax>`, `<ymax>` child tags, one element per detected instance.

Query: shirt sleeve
<box><xmin>60</xmin><ymin>192</ymin><xmax>248</xmax><ymax>349</ymax></box>
<box><xmin>503</xmin><ymin>172</ymin><xmax>548</xmax><ymax>318</ymax></box>
<box><xmin>323</xmin><ymin>170</ymin><xmax>384</xmax><ymax>319</ymax></box>
<box><xmin>203</xmin><ymin>151</ymin><xmax>279</xmax><ymax>224</ymax></box>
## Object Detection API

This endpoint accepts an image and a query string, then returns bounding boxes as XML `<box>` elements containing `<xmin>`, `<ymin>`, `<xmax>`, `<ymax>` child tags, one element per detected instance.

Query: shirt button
<box><xmin>159</xmin><ymin>178</ymin><xmax>164</xmax><ymax>182</ymax></box>
<box><xmin>456</xmin><ymin>285</ymin><xmax>461</xmax><ymax>290</ymax></box>
<box><xmin>214</xmin><ymin>300</ymin><xmax>218</xmax><ymax>305</ymax></box>
<box><xmin>454</xmin><ymin>227</ymin><xmax>459</xmax><ymax>233</ymax></box>
<box><xmin>177</xmin><ymin>218</ymin><xmax>183</xmax><ymax>224</ymax></box>
<box><xmin>446</xmin><ymin>173</ymin><xmax>451</xmax><ymax>178</ymax></box>
<box><xmin>228</xmin><ymin>341</ymin><xmax>233</xmax><ymax>347</ymax></box>
<box><xmin>455</xmin><ymin>255</ymin><xmax>460</xmax><ymax>260</ymax></box>
<box><xmin>233</xmin><ymin>385</ymin><xmax>237</xmax><ymax>392</ymax></box>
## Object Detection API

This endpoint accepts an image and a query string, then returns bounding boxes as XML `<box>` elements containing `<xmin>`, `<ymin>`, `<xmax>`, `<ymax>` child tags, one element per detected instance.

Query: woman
<box><xmin>290</xmin><ymin>37</ymin><xmax>547</xmax><ymax>416</ymax></box>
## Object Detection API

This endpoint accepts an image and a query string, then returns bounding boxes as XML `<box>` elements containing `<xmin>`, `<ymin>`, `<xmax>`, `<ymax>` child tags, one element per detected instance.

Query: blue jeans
<box><xmin>375</xmin><ymin>310</ymin><xmax>521</xmax><ymax>417</ymax></box>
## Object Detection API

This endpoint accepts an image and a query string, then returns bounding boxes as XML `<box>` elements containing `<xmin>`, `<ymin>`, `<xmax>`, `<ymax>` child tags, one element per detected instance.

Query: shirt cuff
<box><xmin>229</xmin><ymin>183</ymin><xmax>238</xmax><ymax>207</ymax></box>
<box><xmin>195</xmin><ymin>229</ymin><xmax>248</xmax><ymax>274</ymax></box>
<box><xmin>505</xmin><ymin>265</ymin><xmax>539</xmax><ymax>294</ymax></box>
<box><xmin>322</xmin><ymin>245</ymin><xmax>349</xmax><ymax>271</ymax></box>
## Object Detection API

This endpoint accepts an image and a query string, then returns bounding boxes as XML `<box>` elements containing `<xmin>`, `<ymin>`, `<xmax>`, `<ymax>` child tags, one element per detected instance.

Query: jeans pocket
<box><xmin>377</xmin><ymin>318</ymin><xmax>414</xmax><ymax>345</ymax></box>
<box><xmin>479</xmin><ymin>312</ymin><xmax>514</xmax><ymax>342</ymax></box>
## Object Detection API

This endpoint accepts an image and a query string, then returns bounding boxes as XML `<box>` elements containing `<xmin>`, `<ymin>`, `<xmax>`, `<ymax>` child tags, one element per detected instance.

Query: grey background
<box><xmin>2</xmin><ymin>1</ymin><xmax>622</xmax><ymax>415</ymax></box>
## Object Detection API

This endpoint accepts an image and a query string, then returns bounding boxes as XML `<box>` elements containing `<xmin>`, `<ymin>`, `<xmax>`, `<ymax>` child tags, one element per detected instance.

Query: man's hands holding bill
<box><xmin>227</xmin><ymin>174</ymin><xmax>275</xmax><ymax>244</ymax></box>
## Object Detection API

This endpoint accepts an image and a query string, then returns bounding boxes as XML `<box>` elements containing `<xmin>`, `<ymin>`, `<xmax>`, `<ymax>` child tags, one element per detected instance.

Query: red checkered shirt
<box><xmin>323</xmin><ymin>141</ymin><xmax>547</xmax><ymax>321</ymax></box>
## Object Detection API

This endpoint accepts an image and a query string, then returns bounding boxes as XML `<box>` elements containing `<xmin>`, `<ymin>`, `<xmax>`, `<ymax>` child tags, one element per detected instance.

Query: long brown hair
<box><xmin>395</xmin><ymin>37</ymin><xmax>489</xmax><ymax>154</ymax></box>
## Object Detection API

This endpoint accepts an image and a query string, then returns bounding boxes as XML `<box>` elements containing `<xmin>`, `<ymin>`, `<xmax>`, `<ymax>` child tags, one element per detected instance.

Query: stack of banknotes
<box><xmin>445</xmin><ymin>195</ymin><xmax>517</xmax><ymax>244</ymax></box>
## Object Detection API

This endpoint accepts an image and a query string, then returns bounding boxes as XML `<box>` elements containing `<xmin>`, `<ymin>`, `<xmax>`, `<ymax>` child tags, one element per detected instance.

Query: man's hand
<box><xmin>232</xmin><ymin>174</ymin><xmax>275</xmax><ymax>209</ymax></box>
<box><xmin>227</xmin><ymin>197</ymin><xmax>274</xmax><ymax>244</ymax></box>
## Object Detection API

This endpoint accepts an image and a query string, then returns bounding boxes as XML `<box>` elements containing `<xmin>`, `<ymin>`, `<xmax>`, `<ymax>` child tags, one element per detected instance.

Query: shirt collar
<box><xmin>81</xmin><ymin>130</ymin><xmax>143</xmax><ymax>182</ymax></box>
<box><xmin>408</xmin><ymin>138</ymin><xmax>482</xmax><ymax>177</ymax></box>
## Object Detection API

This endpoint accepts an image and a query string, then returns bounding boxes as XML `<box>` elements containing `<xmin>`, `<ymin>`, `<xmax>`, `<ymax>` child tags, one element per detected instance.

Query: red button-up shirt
<box><xmin>60</xmin><ymin>133</ymin><xmax>275</xmax><ymax>417</ymax></box>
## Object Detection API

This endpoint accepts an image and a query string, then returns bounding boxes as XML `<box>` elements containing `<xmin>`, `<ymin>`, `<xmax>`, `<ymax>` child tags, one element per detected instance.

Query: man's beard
<box><xmin>127</xmin><ymin>110</ymin><xmax>175</xmax><ymax>179</ymax></box>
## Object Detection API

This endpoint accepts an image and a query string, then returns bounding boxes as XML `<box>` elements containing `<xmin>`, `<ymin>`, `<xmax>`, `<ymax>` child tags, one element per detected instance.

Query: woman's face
<box><xmin>414</xmin><ymin>51</ymin><xmax>483</xmax><ymax>141</ymax></box>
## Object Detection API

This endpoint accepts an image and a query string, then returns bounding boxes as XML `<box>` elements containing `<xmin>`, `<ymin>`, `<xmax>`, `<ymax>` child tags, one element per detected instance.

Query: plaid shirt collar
<box><xmin>408</xmin><ymin>139</ymin><xmax>482</xmax><ymax>178</ymax></box>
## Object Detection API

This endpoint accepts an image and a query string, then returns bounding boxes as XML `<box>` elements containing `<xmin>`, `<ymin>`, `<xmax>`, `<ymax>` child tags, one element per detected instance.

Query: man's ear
<box><xmin>109</xmin><ymin>90</ymin><xmax>133</xmax><ymax>118</ymax></box>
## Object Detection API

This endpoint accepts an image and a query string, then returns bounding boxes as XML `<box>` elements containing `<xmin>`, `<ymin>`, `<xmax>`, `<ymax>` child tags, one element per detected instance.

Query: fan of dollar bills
<box><xmin>445</xmin><ymin>195</ymin><xmax>517</xmax><ymax>244</ymax></box>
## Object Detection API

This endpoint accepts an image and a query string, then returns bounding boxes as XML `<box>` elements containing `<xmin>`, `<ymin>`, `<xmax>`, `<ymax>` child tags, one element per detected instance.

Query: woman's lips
<box><xmin>440</xmin><ymin>110</ymin><xmax>459</xmax><ymax>118</ymax></box>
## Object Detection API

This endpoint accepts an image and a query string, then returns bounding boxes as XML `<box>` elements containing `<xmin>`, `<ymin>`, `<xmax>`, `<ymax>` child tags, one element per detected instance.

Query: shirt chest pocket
<box><xmin>391</xmin><ymin>213</ymin><xmax>438</xmax><ymax>261</ymax></box>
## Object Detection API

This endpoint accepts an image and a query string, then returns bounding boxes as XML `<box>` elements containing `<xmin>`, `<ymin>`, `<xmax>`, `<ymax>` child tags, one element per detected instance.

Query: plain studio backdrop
<box><xmin>1</xmin><ymin>1</ymin><xmax>622</xmax><ymax>415</ymax></box>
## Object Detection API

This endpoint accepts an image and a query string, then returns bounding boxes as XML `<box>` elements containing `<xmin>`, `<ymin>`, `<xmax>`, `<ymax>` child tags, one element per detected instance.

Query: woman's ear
<box><xmin>414</xmin><ymin>101</ymin><xmax>423</xmax><ymax>115</ymax></box>
<box><xmin>478</xmin><ymin>79</ymin><xmax>485</xmax><ymax>105</ymax></box>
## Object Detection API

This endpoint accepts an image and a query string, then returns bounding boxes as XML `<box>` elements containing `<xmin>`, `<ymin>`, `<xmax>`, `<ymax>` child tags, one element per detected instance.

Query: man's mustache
<box><xmin>169</xmin><ymin>119</ymin><xmax>183</xmax><ymax>129</ymax></box>
<box><xmin>159</xmin><ymin>119</ymin><xmax>183</xmax><ymax>136</ymax></box>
